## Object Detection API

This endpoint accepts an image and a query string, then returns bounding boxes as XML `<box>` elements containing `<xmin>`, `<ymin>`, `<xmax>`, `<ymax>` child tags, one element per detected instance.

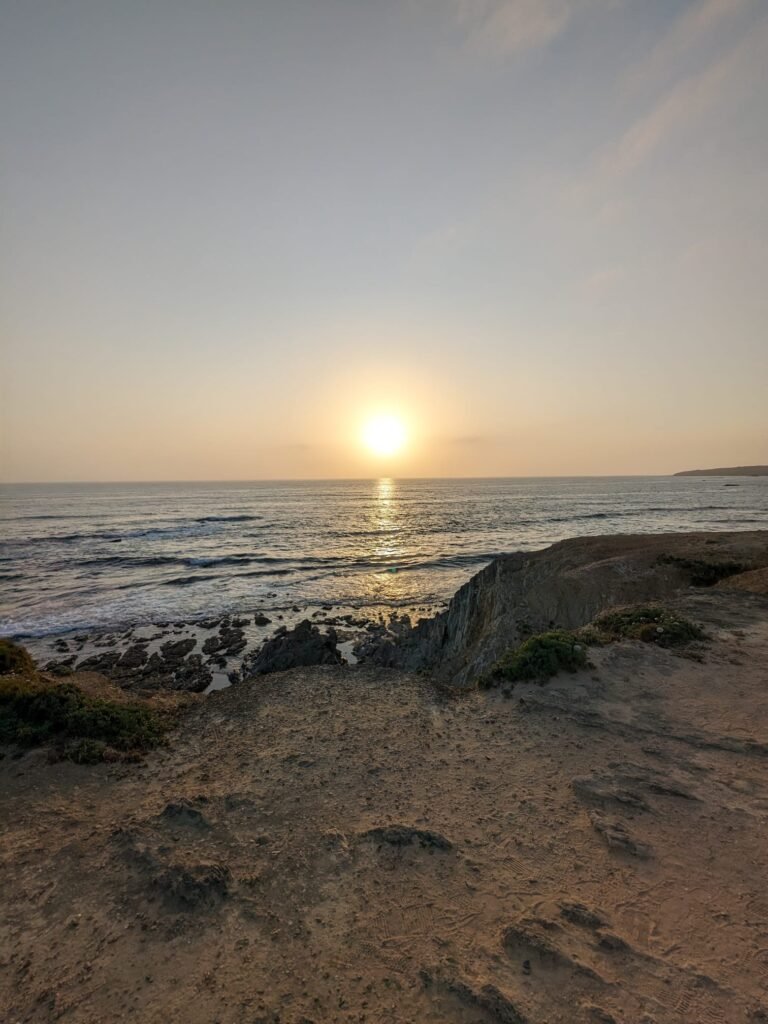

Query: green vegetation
<box><xmin>0</xmin><ymin>673</ymin><xmax>168</xmax><ymax>761</ymax></box>
<box><xmin>588</xmin><ymin>606</ymin><xmax>705</xmax><ymax>648</ymax></box>
<box><xmin>659</xmin><ymin>555</ymin><xmax>747</xmax><ymax>587</ymax></box>
<box><xmin>480</xmin><ymin>630</ymin><xmax>588</xmax><ymax>688</ymax></box>
<box><xmin>479</xmin><ymin>604</ymin><xmax>706</xmax><ymax>689</ymax></box>
<box><xmin>0</xmin><ymin>638</ymin><xmax>36</xmax><ymax>677</ymax></box>
<box><xmin>66</xmin><ymin>738</ymin><xmax>109</xmax><ymax>764</ymax></box>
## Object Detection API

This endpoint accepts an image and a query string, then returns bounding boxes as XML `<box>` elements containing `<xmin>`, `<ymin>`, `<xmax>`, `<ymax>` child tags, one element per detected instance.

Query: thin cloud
<box><xmin>626</xmin><ymin>0</ymin><xmax>756</xmax><ymax>92</ymax></box>
<box><xmin>599</xmin><ymin>13</ymin><xmax>768</xmax><ymax>182</ymax></box>
<box><xmin>449</xmin><ymin>0</ymin><xmax>618</xmax><ymax>57</ymax></box>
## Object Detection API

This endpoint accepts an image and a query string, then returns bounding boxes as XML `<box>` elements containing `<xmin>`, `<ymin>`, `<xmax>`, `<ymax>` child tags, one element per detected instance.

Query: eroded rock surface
<box><xmin>359</xmin><ymin>530</ymin><xmax>768</xmax><ymax>685</ymax></box>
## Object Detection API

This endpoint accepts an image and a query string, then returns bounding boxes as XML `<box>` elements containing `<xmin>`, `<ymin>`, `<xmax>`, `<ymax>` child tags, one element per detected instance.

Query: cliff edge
<box><xmin>359</xmin><ymin>530</ymin><xmax>768</xmax><ymax>685</ymax></box>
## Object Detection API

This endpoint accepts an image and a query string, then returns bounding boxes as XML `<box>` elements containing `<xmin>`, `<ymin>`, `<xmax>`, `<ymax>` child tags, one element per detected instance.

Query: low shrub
<box><xmin>590</xmin><ymin>606</ymin><xmax>704</xmax><ymax>648</ymax></box>
<box><xmin>65</xmin><ymin>738</ymin><xmax>109</xmax><ymax>764</ymax></box>
<box><xmin>478</xmin><ymin>604</ymin><xmax>706</xmax><ymax>689</ymax></box>
<box><xmin>0</xmin><ymin>639</ymin><xmax>36</xmax><ymax>676</ymax></box>
<box><xmin>0</xmin><ymin>675</ymin><xmax>167</xmax><ymax>760</ymax></box>
<box><xmin>480</xmin><ymin>630</ymin><xmax>588</xmax><ymax>688</ymax></box>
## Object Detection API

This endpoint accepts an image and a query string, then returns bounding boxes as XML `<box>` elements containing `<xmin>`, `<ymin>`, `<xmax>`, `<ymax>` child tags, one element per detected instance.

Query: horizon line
<box><xmin>0</xmin><ymin>472</ymin><xmax>708</xmax><ymax>486</ymax></box>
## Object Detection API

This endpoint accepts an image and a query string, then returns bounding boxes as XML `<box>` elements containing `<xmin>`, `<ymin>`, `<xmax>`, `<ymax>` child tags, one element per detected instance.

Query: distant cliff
<box><xmin>674</xmin><ymin>466</ymin><xmax>768</xmax><ymax>477</ymax></box>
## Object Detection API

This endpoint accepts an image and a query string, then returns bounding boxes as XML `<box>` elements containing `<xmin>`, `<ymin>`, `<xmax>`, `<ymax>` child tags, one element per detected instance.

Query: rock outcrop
<box><xmin>77</xmin><ymin>639</ymin><xmax>212</xmax><ymax>693</ymax></box>
<box><xmin>358</xmin><ymin>530</ymin><xmax>768</xmax><ymax>686</ymax></box>
<box><xmin>242</xmin><ymin>619</ymin><xmax>343</xmax><ymax>676</ymax></box>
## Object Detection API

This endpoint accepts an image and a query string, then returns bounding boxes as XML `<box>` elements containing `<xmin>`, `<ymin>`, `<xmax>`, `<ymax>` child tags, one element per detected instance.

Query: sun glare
<box><xmin>362</xmin><ymin>414</ymin><xmax>407</xmax><ymax>457</ymax></box>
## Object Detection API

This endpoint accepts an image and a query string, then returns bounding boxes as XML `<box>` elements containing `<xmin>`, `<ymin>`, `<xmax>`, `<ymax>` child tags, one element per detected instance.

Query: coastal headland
<box><xmin>2</xmin><ymin>530</ymin><xmax>768</xmax><ymax>1023</ymax></box>
<box><xmin>674</xmin><ymin>466</ymin><xmax>768</xmax><ymax>476</ymax></box>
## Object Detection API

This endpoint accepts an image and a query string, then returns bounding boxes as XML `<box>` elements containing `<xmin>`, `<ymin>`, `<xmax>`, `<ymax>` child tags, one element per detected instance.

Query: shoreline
<box><xmin>15</xmin><ymin>527</ymin><xmax>768</xmax><ymax>695</ymax></box>
<box><xmin>5</xmin><ymin>476</ymin><xmax>767</xmax><ymax>649</ymax></box>
<box><xmin>21</xmin><ymin>599</ymin><xmax>446</xmax><ymax>695</ymax></box>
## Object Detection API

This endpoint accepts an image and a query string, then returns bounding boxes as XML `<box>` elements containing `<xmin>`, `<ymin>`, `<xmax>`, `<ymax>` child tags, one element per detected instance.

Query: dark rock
<box><xmin>222</xmin><ymin>630</ymin><xmax>246</xmax><ymax>656</ymax></box>
<box><xmin>169</xmin><ymin>655</ymin><xmax>212</xmax><ymax>693</ymax></box>
<box><xmin>243</xmin><ymin>619</ymin><xmax>343</xmax><ymax>676</ymax></box>
<box><xmin>45</xmin><ymin>658</ymin><xmax>76</xmax><ymax>675</ymax></box>
<box><xmin>119</xmin><ymin>643</ymin><xmax>149</xmax><ymax>669</ymax></box>
<box><xmin>133</xmin><ymin>650</ymin><xmax>211</xmax><ymax>693</ymax></box>
<box><xmin>252</xmin><ymin>613</ymin><xmax>272</xmax><ymax>626</ymax></box>
<box><xmin>202</xmin><ymin>634</ymin><xmax>223</xmax><ymax>655</ymax></box>
<box><xmin>202</xmin><ymin>625</ymin><xmax>246</xmax><ymax>657</ymax></box>
<box><xmin>161</xmin><ymin>638</ymin><xmax>196</xmax><ymax>661</ymax></box>
<box><xmin>77</xmin><ymin>651</ymin><xmax>121</xmax><ymax>673</ymax></box>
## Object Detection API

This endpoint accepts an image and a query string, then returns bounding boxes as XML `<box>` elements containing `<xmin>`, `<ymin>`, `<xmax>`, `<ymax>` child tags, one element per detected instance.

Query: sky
<box><xmin>1</xmin><ymin>0</ymin><xmax>766</xmax><ymax>481</ymax></box>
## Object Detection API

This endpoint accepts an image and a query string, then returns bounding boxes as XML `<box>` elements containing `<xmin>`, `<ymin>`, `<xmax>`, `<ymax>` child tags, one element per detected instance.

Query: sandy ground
<box><xmin>2</xmin><ymin>587</ymin><xmax>768</xmax><ymax>1024</ymax></box>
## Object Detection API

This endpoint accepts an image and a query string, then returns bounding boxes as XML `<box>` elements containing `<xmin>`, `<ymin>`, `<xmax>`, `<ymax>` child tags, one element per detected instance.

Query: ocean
<box><xmin>2</xmin><ymin>476</ymin><xmax>767</xmax><ymax>639</ymax></box>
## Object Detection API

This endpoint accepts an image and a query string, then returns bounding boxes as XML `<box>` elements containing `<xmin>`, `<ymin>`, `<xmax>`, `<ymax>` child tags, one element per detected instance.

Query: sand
<box><xmin>2</xmin><ymin>584</ymin><xmax>768</xmax><ymax>1023</ymax></box>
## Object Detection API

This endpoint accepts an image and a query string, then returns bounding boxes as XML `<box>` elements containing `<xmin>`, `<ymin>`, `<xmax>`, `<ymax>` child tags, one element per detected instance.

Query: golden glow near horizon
<box><xmin>361</xmin><ymin>414</ymin><xmax>407</xmax><ymax>457</ymax></box>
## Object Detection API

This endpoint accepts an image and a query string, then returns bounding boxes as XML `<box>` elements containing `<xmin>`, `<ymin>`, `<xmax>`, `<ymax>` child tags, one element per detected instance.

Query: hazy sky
<box><xmin>2</xmin><ymin>0</ymin><xmax>766</xmax><ymax>481</ymax></box>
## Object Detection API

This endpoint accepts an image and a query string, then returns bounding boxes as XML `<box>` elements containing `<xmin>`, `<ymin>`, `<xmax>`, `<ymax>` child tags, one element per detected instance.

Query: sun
<box><xmin>362</xmin><ymin>414</ymin><xmax>407</xmax><ymax>457</ymax></box>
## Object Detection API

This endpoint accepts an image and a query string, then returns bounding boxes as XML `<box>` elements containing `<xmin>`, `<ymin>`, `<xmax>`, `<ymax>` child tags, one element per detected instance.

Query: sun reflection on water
<box><xmin>367</xmin><ymin>478</ymin><xmax>410</xmax><ymax>601</ymax></box>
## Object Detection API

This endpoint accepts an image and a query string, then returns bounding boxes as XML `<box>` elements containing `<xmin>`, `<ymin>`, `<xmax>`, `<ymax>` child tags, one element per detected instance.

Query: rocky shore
<box><xmin>3</xmin><ymin>529</ymin><xmax>768</xmax><ymax>1023</ymax></box>
<box><xmin>26</xmin><ymin>601</ymin><xmax>441</xmax><ymax>696</ymax></box>
<box><xmin>26</xmin><ymin>530</ymin><xmax>768</xmax><ymax>699</ymax></box>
